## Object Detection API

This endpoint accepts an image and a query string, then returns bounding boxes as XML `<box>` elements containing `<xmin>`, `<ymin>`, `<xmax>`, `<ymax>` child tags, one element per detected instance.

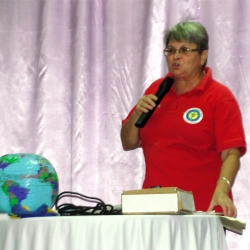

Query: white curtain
<box><xmin>0</xmin><ymin>0</ymin><xmax>249</xmax><ymax>249</ymax></box>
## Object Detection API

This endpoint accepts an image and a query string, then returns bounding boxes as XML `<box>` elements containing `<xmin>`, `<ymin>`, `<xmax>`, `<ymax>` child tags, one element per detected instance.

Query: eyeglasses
<box><xmin>164</xmin><ymin>47</ymin><xmax>198</xmax><ymax>56</ymax></box>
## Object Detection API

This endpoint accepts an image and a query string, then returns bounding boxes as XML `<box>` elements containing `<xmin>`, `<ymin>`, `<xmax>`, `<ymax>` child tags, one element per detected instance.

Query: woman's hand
<box><xmin>207</xmin><ymin>148</ymin><xmax>241</xmax><ymax>217</ymax></box>
<box><xmin>120</xmin><ymin>94</ymin><xmax>158</xmax><ymax>150</ymax></box>
<box><xmin>135</xmin><ymin>94</ymin><xmax>158</xmax><ymax>116</ymax></box>
<box><xmin>208</xmin><ymin>189</ymin><xmax>237</xmax><ymax>217</ymax></box>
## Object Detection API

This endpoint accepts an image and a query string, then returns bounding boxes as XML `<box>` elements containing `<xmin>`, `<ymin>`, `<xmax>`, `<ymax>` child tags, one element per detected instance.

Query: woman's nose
<box><xmin>173</xmin><ymin>49</ymin><xmax>181</xmax><ymax>58</ymax></box>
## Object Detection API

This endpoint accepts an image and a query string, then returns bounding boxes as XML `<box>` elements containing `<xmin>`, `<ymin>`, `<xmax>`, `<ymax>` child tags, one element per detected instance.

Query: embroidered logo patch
<box><xmin>183</xmin><ymin>108</ymin><xmax>203</xmax><ymax>124</ymax></box>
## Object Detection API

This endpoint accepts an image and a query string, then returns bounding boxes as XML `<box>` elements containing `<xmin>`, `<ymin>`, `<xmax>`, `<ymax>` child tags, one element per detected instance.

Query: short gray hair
<box><xmin>164</xmin><ymin>22</ymin><xmax>209</xmax><ymax>54</ymax></box>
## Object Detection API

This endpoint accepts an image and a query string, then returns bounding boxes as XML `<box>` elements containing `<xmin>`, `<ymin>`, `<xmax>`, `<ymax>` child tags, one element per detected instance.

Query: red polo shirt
<box><xmin>123</xmin><ymin>67</ymin><xmax>246</xmax><ymax>211</ymax></box>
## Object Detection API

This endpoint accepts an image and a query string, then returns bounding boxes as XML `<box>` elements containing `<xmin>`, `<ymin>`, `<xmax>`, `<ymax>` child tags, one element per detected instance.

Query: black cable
<box><xmin>54</xmin><ymin>191</ymin><xmax>122</xmax><ymax>216</ymax></box>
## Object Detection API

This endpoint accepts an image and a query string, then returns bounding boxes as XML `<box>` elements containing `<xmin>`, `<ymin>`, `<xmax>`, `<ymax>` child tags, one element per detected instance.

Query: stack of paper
<box><xmin>0</xmin><ymin>213</ymin><xmax>9</xmax><ymax>220</ymax></box>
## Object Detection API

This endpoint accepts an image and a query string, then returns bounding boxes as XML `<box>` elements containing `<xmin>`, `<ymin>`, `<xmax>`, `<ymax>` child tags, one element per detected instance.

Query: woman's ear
<box><xmin>201</xmin><ymin>50</ymin><xmax>208</xmax><ymax>66</ymax></box>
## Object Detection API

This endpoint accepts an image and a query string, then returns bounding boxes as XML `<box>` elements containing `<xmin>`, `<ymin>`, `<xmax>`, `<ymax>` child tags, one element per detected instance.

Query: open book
<box><xmin>194</xmin><ymin>211</ymin><xmax>246</xmax><ymax>235</ymax></box>
<box><xmin>219</xmin><ymin>216</ymin><xmax>246</xmax><ymax>235</ymax></box>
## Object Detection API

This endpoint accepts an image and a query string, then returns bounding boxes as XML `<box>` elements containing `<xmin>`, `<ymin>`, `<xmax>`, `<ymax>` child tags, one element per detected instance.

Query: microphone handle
<box><xmin>134</xmin><ymin>77</ymin><xmax>173</xmax><ymax>128</ymax></box>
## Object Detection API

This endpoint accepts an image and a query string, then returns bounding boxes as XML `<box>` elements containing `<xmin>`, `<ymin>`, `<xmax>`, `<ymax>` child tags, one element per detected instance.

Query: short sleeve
<box><xmin>214</xmin><ymin>97</ymin><xmax>246</xmax><ymax>156</ymax></box>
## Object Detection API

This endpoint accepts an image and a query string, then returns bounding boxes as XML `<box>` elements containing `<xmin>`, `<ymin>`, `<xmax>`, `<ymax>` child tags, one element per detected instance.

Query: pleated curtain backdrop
<box><xmin>0</xmin><ymin>0</ymin><xmax>249</xmax><ymax>249</ymax></box>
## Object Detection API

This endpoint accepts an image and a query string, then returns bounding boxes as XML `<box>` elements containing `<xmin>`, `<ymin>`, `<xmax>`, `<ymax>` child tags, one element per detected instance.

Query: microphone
<box><xmin>134</xmin><ymin>76</ymin><xmax>174</xmax><ymax>128</ymax></box>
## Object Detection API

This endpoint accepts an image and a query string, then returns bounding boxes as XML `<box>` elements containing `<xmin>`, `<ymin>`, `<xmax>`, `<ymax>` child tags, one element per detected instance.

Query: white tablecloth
<box><xmin>0</xmin><ymin>214</ymin><xmax>228</xmax><ymax>250</ymax></box>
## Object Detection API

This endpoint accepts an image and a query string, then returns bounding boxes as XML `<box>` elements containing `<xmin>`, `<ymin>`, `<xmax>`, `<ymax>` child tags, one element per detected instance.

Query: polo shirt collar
<box><xmin>166</xmin><ymin>67</ymin><xmax>212</xmax><ymax>95</ymax></box>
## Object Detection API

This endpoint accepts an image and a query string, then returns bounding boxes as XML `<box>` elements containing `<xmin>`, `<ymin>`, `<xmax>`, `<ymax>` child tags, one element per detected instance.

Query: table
<box><xmin>0</xmin><ymin>214</ymin><xmax>228</xmax><ymax>250</ymax></box>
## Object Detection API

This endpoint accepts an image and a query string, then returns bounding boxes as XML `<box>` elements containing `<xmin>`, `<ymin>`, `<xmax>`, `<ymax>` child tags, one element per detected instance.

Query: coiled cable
<box><xmin>54</xmin><ymin>191</ymin><xmax>122</xmax><ymax>216</ymax></box>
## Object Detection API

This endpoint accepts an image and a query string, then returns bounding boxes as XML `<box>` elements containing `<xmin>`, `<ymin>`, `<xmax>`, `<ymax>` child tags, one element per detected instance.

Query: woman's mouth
<box><xmin>172</xmin><ymin>62</ymin><xmax>180</xmax><ymax>69</ymax></box>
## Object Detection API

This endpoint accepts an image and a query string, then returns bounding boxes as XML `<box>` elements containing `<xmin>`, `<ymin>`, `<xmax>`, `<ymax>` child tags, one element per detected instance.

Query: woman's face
<box><xmin>166</xmin><ymin>39</ymin><xmax>208</xmax><ymax>80</ymax></box>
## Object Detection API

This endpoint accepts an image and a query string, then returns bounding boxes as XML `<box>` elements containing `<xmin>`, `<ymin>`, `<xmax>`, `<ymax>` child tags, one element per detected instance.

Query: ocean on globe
<box><xmin>0</xmin><ymin>153</ymin><xmax>59</xmax><ymax>216</ymax></box>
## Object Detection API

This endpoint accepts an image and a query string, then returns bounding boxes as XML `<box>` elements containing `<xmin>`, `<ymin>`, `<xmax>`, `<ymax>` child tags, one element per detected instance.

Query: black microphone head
<box><xmin>160</xmin><ymin>76</ymin><xmax>174</xmax><ymax>89</ymax></box>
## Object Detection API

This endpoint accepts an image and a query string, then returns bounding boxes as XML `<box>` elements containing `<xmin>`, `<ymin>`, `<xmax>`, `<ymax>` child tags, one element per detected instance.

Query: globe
<box><xmin>0</xmin><ymin>153</ymin><xmax>59</xmax><ymax>216</ymax></box>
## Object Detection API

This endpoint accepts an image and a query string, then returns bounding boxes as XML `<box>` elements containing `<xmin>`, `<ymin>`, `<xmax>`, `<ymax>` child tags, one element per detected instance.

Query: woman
<box><xmin>121</xmin><ymin>22</ymin><xmax>246</xmax><ymax>217</ymax></box>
